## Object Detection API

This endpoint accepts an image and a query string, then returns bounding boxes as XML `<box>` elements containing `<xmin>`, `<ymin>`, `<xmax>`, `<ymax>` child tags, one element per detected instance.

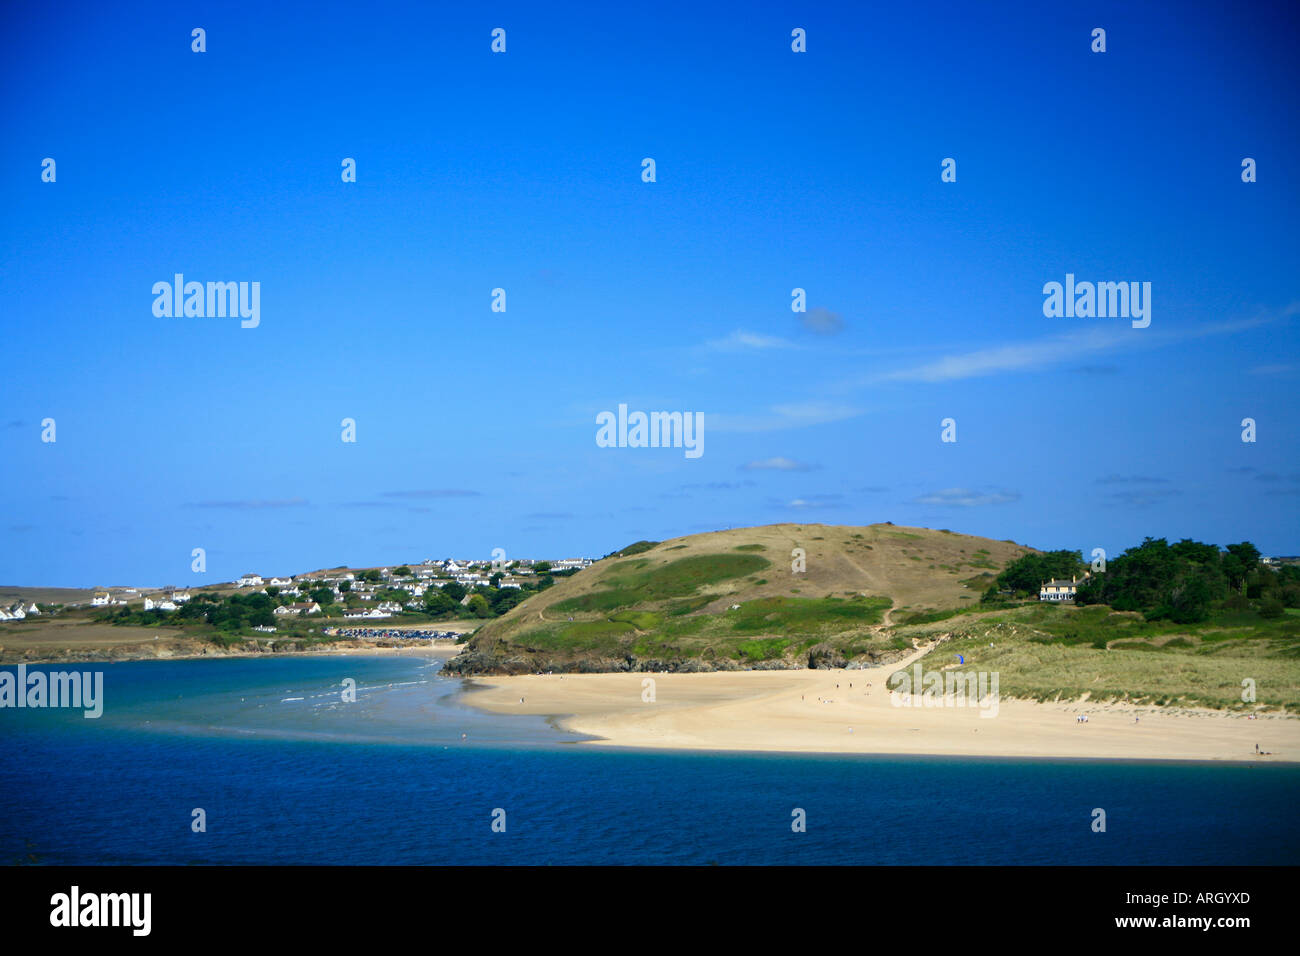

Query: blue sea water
<box><xmin>1</xmin><ymin>655</ymin><xmax>1297</xmax><ymax>865</ymax></box>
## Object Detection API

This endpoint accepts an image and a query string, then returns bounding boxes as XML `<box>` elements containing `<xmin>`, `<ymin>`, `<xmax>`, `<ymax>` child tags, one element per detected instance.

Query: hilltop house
<box><xmin>1039</xmin><ymin>576</ymin><xmax>1083</xmax><ymax>603</ymax></box>
<box><xmin>143</xmin><ymin>596</ymin><xmax>177</xmax><ymax>611</ymax></box>
<box><xmin>238</xmin><ymin>574</ymin><xmax>264</xmax><ymax>588</ymax></box>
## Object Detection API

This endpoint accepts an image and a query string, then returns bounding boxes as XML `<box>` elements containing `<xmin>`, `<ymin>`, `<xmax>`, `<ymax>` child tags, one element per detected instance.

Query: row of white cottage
<box><xmin>0</xmin><ymin>602</ymin><xmax>40</xmax><ymax>621</ymax></box>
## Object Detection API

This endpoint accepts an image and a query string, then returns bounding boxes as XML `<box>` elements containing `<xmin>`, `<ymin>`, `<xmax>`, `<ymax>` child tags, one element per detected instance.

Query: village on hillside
<box><xmin>0</xmin><ymin>557</ymin><xmax>596</xmax><ymax>635</ymax></box>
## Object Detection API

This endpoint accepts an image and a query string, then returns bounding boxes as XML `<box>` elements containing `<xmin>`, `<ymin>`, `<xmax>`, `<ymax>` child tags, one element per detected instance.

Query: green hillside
<box><xmin>444</xmin><ymin>522</ymin><xmax>1033</xmax><ymax>674</ymax></box>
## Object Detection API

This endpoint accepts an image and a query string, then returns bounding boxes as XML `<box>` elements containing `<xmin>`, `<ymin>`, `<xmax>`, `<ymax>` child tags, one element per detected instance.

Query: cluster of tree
<box><xmin>985</xmin><ymin>550</ymin><xmax>1087</xmax><ymax>599</ymax></box>
<box><xmin>101</xmin><ymin>591</ymin><xmax>281</xmax><ymax>631</ymax></box>
<box><xmin>422</xmin><ymin>577</ymin><xmax>548</xmax><ymax>620</ymax></box>
<box><xmin>1076</xmin><ymin>538</ymin><xmax>1298</xmax><ymax>623</ymax></box>
<box><xmin>983</xmin><ymin>537</ymin><xmax>1299</xmax><ymax>624</ymax></box>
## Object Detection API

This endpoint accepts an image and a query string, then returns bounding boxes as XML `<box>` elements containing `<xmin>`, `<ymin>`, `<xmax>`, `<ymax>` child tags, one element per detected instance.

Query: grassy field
<box><xmin>890</xmin><ymin>603</ymin><xmax>1300</xmax><ymax>712</ymax></box>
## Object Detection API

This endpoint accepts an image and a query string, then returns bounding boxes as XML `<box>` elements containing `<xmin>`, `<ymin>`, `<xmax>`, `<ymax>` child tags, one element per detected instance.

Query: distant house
<box><xmin>552</xmin><ymin>558</ymin><xmax>592</xmax><ymax>570</ymax></box>
<box><xmin>343</xmin><ymin>608</ymin><xmax>391</xmax><ymax>620</ymax></box>
<box><xmin>1039</xmin><ymin>577</ymin><xmax>1082</xmax><ymax>603</ymax></box>
<box><xmin>291</xmin><ymin>602</ymin><xmax>322</xmax><ymax>615</ymax></box>
<box><xmin>170</xmin><ymin>592</ymin><xmax>191</xmax><ymax>604</ymax></box>
<box><xmin>268</xmin><ymin>577</ymin><xmax>293</xmax><ymax>587</ymax></box>
<box><xmin>92</xmin><ymin>592</ymin><xmax>112</xmax><ymax>606</ymax></box>
<box><xmin>143</xmin><ymin>597</ymin><xmax>177</xmax><ymax>611</ymax></box>
<box><xmin>238</xmin><ymin>574</ymin><xmax>264</xmax><ymax>587</ymax></box>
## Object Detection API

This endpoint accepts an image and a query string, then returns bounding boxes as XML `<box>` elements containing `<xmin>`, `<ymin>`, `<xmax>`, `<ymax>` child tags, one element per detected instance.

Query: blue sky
<box><xmin>2</xmin><ymin>0</ymin><xmax>1298</xmax><ymax>587</ymax></box>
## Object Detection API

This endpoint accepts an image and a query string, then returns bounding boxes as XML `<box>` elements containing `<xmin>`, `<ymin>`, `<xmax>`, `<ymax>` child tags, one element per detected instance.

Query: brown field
<box><xmin>0</xmin><ymin>617</ymin><xmax>191</xmax><ymax>662</ymax></box>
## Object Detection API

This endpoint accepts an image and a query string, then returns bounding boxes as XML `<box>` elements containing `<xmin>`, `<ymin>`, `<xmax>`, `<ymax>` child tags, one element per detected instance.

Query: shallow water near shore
<box><xmin>1</xmin><ymin>655</ymin><xmax>1297</xmax><ymax>865</ymax></box>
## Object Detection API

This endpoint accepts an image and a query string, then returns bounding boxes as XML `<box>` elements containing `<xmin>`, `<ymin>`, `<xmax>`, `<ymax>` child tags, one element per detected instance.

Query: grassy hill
<box><xmin>444</xmin><ymin>523</ymin><xmax>1033</xmax><ymax>674</ymax></box>
<box><xmin>884</xmin><ymin>600</ymin><xmax>1300</xmax><ymax>712</ymax></box>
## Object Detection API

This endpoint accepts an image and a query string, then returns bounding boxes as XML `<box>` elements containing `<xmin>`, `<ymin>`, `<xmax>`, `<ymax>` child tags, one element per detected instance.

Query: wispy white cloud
<box><xmin>866</xmin><ymin>306</ymin><xmax>1295</xmax><ymax>385</ymax></box>
<box><xmin>704</xmin><ymin>330</ymin><xmax>801</xmax><ymax>352</ymax></box>
<box><xmin>914</xmin><ymin>488</ymin><xmax>1020</xmax><ymax>507</ymax></box>
<box><xmin>880</xmin><ymin>327</ymin><xmax>1134</xmax><ymax>384</ymax></box>
<box><xmin>711</xmin><ymin>402</ymin><xmax>865</xmax><ymax>433</ymax></box>
<box><xmin>783</xmin><ymin>494</ymin><xmax>844</xmax><ymax>510</ymax></box>
<box><xmin>741</xmin><ymin>456</ymin><xmax>819</xmax><ymax>472</ymax></box>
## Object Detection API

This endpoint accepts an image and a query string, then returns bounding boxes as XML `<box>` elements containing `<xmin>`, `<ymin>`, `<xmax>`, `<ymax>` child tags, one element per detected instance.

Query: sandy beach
<box><xmin>457</xmin><ymin>648</ymin><xmax>1300</xmax><ymax>762</ymax></box>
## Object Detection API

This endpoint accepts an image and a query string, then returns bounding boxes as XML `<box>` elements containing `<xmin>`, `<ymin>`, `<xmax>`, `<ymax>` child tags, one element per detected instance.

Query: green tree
<box><xmin>466</xmin><ymin>593</ymin><xmax>492</xmax><ymax>618</ymax></box>
<box><xmin>423</xmin><ymin>591</ymin><xmax>458</xmax><ymax>616</ymax></box>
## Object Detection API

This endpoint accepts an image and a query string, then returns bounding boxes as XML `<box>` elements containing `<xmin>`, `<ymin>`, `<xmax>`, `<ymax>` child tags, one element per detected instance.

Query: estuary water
<box><xmin>1</xmin><ymin>654</ymin><xmax>1296</xmax><ymax>865</ymax></box>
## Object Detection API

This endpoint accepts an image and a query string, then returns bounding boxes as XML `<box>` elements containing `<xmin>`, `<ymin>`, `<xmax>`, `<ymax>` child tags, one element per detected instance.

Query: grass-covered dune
<box><xmin>887</xmin><ymin>602</ymin><xmax>1300</xmax><ymax>712</ymax></box>
<box><xmin>444</xmin><ymin>523</ymin><xmax>1033</xmax><ymax>674</ymax></box>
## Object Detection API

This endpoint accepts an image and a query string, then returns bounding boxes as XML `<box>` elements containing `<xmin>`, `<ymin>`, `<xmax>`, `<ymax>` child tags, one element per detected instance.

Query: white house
<box><xmin>269</xmin><ymin>577</ymin><xmax>293</xmax><ymax>587</ymax></box>
<box><xmin>92</xmin><ymin>592</ymin><xmax>112</xmax><ymax>606</ymax></box>
<box><xmin>238</xmin><ymin>574</ymin><xmax>264</xmax><ymax>588</ymax></box>
<box><xmin>143</xmin><ymin>597</ymin><xmax>177</xmax><ymax>611</ymax></box>
<box><xmin>291</xmin><ymin>602</ymin><xmax>322</xmax><ymax>615</ymax></box>
<box><xmin>273</xmin><ymin>605</ymin><xmax>298</xmax><ymax>617</ymax></box>
<box><xmin>170</xmin><ymin>592</ymin><xmax>191</xmax><ymax>604</ymax></box>
<box><xmin>1039</xmin><ymin>577</ymin><xmax>1081</xmax><ymax>602</ymax></box>
<box><xmin>343</xmin><ymin>607</ymin><xmax>391</xmax><ymax>620</ymax></box>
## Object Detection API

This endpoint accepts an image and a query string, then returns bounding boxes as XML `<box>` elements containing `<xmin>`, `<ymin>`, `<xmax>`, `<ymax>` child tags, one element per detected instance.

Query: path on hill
<box><xmin>834</xmin><ymin>547</ymin><xmax>898</xmax><ymax>627</ymax></box>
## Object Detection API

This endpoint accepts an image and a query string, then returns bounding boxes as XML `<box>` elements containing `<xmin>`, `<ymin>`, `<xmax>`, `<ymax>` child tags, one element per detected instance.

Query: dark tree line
<box><xmin>985</xmin><ymin>537</ymin><xmax>1300</xmax><ymax>624</ymax></box>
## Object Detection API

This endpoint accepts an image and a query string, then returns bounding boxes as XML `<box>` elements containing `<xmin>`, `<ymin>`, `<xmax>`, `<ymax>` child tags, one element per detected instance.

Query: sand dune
<box><xmin>458</xmin><ymin>649</ymin><xmax>1299</xmax><ymax>762</ymax></box>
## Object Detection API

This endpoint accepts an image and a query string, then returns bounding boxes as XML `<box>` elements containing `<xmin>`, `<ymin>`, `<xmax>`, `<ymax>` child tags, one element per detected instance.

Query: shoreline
<box><xmin>0</xmin><ymin>641</ymin><xmax>464</xmax><ymax>666</ymax></box>
<box><xmin>454</xmin><ymin>648</ymin><xmax>1300</xmax><ymax>764</ymax></box>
